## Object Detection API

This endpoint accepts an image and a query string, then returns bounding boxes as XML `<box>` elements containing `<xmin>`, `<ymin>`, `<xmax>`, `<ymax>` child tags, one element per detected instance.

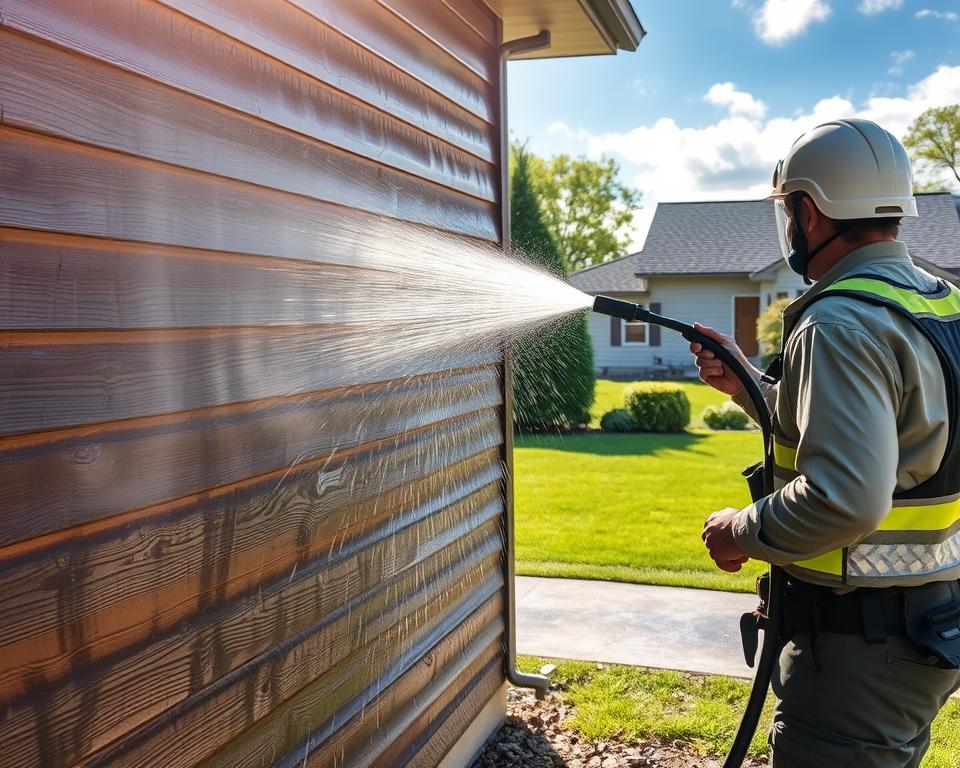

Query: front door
<box><xmin>734</xmin><ymin>296</ymin><xmax>760</xmax><ymax>357</ymax></box>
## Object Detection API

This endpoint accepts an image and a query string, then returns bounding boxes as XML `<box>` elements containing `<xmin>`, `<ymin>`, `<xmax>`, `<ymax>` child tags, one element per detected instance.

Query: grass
<box><xmin>516</xmin><ymin>380</ymin><xmax>766</xmax><ymax>592</ymax></box>
<box><xmin>517</xmin><ymin>656</ymin><xmax>960</xmax><ymax>766</ymax></box>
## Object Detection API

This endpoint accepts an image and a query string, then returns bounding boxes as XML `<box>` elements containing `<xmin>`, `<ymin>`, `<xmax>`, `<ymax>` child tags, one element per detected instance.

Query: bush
<box><xmin>623</xmin><ymin>383</ymin><xmax>690</xmax><ymax>432</ymax></box>
<box><xmin>757</xmin><ymin>298</ymin><xmax>790</xmax><ymax>366</ymax></box>
<box><xmin>511</xmin><ymin>146</ymin><xmax>596</xmax><ymax>431</ymax></box>
<box><xmin>600</xmin><ymin>408</ymin><xmax>638</xmax><ymax>432</ymax></box>
<box><xmin>702</xmin><ymin>401</ymin><xmax>750</xmax><ymax>430</ymax></box>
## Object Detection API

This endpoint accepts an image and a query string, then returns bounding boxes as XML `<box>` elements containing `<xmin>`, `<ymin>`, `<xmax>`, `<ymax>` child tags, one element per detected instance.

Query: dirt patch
<box><xmin>471</xmin><ymin>686</ymin><xmax>766</xmax><ymax>768</ymax></box>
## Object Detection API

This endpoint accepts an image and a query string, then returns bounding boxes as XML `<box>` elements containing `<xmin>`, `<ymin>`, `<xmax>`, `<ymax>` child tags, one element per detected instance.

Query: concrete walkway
<box><xmin>515</xmin><ymin>576</ymin><xmax>759</xmax><ymax>679</ymax></box>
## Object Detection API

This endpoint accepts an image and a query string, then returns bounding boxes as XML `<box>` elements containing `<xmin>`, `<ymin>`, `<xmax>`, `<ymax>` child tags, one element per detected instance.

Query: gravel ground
<box><xmin>471</xmin><ymin>686</ymin><xmax>766</xmax><ymax>768</ymax></box>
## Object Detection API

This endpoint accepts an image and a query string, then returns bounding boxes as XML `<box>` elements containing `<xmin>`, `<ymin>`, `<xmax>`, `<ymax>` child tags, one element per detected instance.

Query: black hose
<box><xmin>591</xmin><ymin>295</ymin><xmax>782</xmax><ymax>768</ymax></box>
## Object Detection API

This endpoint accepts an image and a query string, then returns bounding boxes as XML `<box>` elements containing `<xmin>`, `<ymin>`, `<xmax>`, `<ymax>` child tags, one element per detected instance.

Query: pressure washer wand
<box><xmin>591</xmin><ymin>295</ymin><xmax>783</xmax><ymax>768</ymax></box>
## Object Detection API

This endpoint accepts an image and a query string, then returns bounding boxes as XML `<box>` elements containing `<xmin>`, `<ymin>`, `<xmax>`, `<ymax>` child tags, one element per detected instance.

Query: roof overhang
<box><xmin>486</xmin><ymin>0</ymin><xmax>645</xmax><ymax>58</ymax></box>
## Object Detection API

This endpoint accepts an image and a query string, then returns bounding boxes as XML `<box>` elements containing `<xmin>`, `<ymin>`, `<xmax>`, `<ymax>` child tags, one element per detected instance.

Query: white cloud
<box><xmin>915</xmin><ymin>9</ymin><xmax>959</xmax><ymax>22</ymax></box>
<box><xmin>858</xmin><ymin>0</ymin><xmax>902</xmax><ymax>15</ymax></box>
<box><xmin>888</xmin><ymin>49</ymin><xmax>915</xmax><ymax>76</ymax></box>
<box><xmin>546</xmin><ymin>121</ymin><xmax>591</xmax><ymax>142</ymax></box>
<box><xmin>704</xmin><ymin>82</ymin><xmax>768</xmax><ymax>120</ymax></box>
<box><xmin>753</xmin><ymin>0</ymin><xmax>831</xmax><ymax>45</ymax></box>
<box><xmin>554</xmin><ymin>65</ymin><xmax>960</xmax><ymax>217</ymax></box>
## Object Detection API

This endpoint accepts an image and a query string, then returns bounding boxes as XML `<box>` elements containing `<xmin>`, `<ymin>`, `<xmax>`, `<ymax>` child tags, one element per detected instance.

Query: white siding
<box><xmin>590</xmin><ymin>276</ymin><xmax>759</xmax><ymax>374</ymax></box>
<box><xmin>759</xmin><ymin>262</ymin><xmax>809</xmax><ymax>308</ymax></box>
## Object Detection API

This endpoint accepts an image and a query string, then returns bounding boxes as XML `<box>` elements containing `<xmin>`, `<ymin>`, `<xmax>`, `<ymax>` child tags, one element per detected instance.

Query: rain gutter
<box><xmin>497</xmin><ymin>28</ymin><xmax>552</xmax><ymax>699</ymax></box>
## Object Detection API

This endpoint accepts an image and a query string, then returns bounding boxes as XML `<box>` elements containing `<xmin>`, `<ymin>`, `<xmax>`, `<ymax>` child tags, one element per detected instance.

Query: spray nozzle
<box><xmin>592</xmin><ymin>295</ymin><xmax>647</xmax><ymax>321</ymax></box>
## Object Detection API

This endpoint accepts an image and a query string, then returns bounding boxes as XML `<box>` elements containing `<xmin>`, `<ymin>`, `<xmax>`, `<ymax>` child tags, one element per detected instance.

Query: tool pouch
<box><xmin>742</xmin><ymin>461</ymin><xmax>765</xmax><ymax>503</ymax></box>
<box><xmin>903</xmin><ymin>580</ymin><xmax>960</xmax><ymax>668</ymax></box>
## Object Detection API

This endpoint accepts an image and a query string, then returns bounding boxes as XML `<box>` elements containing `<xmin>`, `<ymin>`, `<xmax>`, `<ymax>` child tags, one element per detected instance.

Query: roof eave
<box><xmin>586</xmin><ymin>0</ymin><xmax>646</xmax><ymax>52</ymax></box>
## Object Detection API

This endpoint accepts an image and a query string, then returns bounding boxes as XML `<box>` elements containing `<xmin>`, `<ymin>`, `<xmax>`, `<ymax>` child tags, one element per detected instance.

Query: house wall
<box><xmin>0</xmin><ymin>2</ymin><xmax>505</xmax><ymax>767</ymax></box>
<box><xmin>589</xmin><ymin>276</ymin><xmax>760</xmax><ymax>374</ymax></box>
<box><xmin>758</xmin><ymin>263</ymin><xmax>810</xmax><ymax>308</ymax></box>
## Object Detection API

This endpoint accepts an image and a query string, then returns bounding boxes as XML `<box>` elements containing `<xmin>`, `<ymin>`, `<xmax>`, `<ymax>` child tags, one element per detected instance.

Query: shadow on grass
<box><xmin>515</xmin><ymin>430</ymin><xmax>713</xmax><ymax>457</ymax></box>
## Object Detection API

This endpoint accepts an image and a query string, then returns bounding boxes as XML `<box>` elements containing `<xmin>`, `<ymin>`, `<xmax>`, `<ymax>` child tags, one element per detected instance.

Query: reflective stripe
<box><xmin>880</xmin><ymin>497</ymin><xmax>960</xmax><ymax>532</ymax></box>
<box><xmin>823</xmin><ymin>277</ymin><xmax>960</xmax><ymax>317</ymax></box>
<box><xmin>849</xmin><ymin>532</ymin><xmax>960</xmax><ymax>580</ymax></box>
<box><xmin>795</xmin><ymin>548</ymin><xmax>844</xmax><ymax>576</ymax></box>
<box><xmin>773</xmin><ymin>439</ymin><xmax>797</xmax><ymax>471</ymax></box>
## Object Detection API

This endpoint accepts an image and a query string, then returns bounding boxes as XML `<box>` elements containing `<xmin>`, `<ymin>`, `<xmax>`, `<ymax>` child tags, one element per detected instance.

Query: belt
<box><xmin>784</xmin><ymin>579</ymin><xmax>907</xmax><ymax>643</ymax></box>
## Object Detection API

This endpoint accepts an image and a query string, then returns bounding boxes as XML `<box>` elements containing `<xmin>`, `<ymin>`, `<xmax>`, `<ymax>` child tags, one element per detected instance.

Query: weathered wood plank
<box><xmin>148</xmin><ymin>0</ymin><xmax>496</xmax><ymax>157</ymax></box>
<box><xmin>440</xmin><ymin>0</ymin><xmax>499</xmax><ymax>46</ymax></box>
<box><xmin>0</xmin><ymin>324</ymin><xmax>497</xmax><ymax>438</ymax></box>
<box><xmin>0</xmin><ymin>517</ymin><xmax>502</xmax><ymax>768</ymax></box>
<box><xmin>299</xmin><ymin>632</ymin><xmax>503</xmax><ymax>768</ymax></box>
<box><xmin>0</xmin><ymin>367</ymin><xmax>500</xmax><ymax>539</ymax></box>
<box><xmin>0</xmin><ymin>125</ymin><xmax>497</xmax><ymax>263</ymax></box>
<box><xmin>0</xmin><ymin>30</ymin><xmax>496</xmax><ymax>235</ymax></box>
<box><xmin>285</xmin><ymin>0</ymin><xmax>496</xmax><ymax>110</ymax></box>
<box><xmin>191</xmin><ymin>595</ymin><xmax>503</xmax><ymax>768</ymax></box>
<box><xmin>1</xmin><ymin>1</ymin><xmax>496</xmax><ymax>194</ymax></box>
<box><xmin>403</xmin><ymin>658</ymin><xmax>504</xmax><ymax>768</ymax></box>
<box><xmin>0</xmin><ymin>429</ymin><xmax>502</xmax><ymax>698</ymax></box>
<box><xmin>378</xmin><ymin>0</ymin><xmax>496</xmax><ymax>80</ymax></box>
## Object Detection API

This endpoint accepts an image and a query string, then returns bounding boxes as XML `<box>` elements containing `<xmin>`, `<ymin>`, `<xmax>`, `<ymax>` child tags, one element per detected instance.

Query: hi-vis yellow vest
<box><xmin>774</xmin><ymin>275</ymin><xmax>960</xmax><ymax>588</ymax></box>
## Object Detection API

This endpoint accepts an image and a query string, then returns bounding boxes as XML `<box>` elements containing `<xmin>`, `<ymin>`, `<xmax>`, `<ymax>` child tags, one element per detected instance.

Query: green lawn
<box><xmin>517</xmin><ymin>656</ymin><xmax>960</xmax><ymax>766</ymax></box>
<box><xmin>516</xmin><ymin>380</ymin><xmax>766</xmax><ymax>592</ymax></box>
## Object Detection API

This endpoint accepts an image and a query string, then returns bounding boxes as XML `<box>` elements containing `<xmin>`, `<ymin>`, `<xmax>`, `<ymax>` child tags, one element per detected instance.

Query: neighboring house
<box><xmin>0</xmin><ymin>4</ymin><xmax>642</xmax><ymax>768</ymax></box>
<box><xmin>571</xmin><ymin>193</ymin><xmax>960</xmax><ymax>377</ymax></box>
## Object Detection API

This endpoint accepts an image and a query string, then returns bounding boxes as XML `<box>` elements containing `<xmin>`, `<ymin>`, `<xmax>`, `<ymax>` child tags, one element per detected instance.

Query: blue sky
<box><xmin>507</xmin><ymin>0</ymin><xmax>960</xmax><ymax>247</ymax></box>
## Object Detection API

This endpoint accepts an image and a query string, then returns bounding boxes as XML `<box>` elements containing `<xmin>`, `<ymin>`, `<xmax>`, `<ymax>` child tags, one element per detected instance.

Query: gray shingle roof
<box><xmin>570</xmin><ymin>193</ymin><xmax>960</xmax><ymax>292</ymax></box>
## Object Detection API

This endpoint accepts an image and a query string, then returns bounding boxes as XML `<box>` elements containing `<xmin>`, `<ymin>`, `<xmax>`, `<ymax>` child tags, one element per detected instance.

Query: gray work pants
<box><xmin>769</xmin><ymin>631</ymin><xmax>960</xmax><ymax>767</ymax></box>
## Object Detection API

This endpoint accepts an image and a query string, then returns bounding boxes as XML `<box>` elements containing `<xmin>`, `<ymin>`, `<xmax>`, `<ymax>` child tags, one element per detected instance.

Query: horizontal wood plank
<box><xmin>377</xmin><ymin>0</ymin><xmax>495</xmax><ymax>81</ymax></box>
<box><xmin>439</xmin><ymin>0</ymin><xmax>499</xmax><ymax>45</ymax></box>
<box><xmin>83</xmin><ymin>545</ymin><xmax>502</xmax><ymax>768</ymax></box>
<box><xmin>0</xmin><ymin>126</ymin><xmax>498</xmax><ymax>263</ymax></box>
<box><xmin>1</xmin><ymin>517</ymin><xmax>502</xmax><ymax>768</ymax></box>
<box><xmin>0</xmin><ymin>424</ymin><xmax>502</xmax><ymax>695</ymax></box>
<box><xmin>1</xmin><ymin>1</ymin><xmax>497</xmax><ymax>195</ymax></box>
<box><xmin>197</xmin><ymin>594</ymin><xmax>503</xmax><ymax>768</ymax></box>
<box><xmin>375</xmin><ymin>645</ymin><xmax>504</xmax><ymax>768</ymax></box>
<box><xmin>149</xmin><ymin>0</ymin><xmax>496</xmax><ymax>157</ymax></box>
<box><xmin>300</xmin><ymin>629</ymin><xmax>503</xmax><ymax>768</ymax></box>
<box><xmin>0</xmin><ymin>367</ymin><xmax>500</xmax><ymax>540</ymax></box>
<box><xmin>286</xmin><ymin>0</ymin><xmax>496</xmax><ymax>109</ymax></box>
<box><xmin>0</xmin><ymin>31</ymin><xmax>496</xmax><ymax>237</ymax></box>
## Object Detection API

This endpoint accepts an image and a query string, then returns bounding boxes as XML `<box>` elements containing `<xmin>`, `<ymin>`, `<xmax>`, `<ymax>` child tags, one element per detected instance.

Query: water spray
<box><xmin>591</xmin><ymin>295</ymin><xmax>784</xmax><ymax>768</ymax></box>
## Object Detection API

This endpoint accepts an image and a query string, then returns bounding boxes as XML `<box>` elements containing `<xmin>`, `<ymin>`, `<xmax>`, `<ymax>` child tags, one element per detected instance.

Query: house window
<box><xmin>796</xmin><ymin>288</ymin><xmax>805</xmax><ymax>298</ymax></box>
<box><xmin>623</xmin><ymin>318</ymin><xmax>647</xmax><ymax>344</ymax></box>
<box><xmin>777</xmin><ymin>291</ymin><xmax>789</xmax><ymax>300</ymax></box>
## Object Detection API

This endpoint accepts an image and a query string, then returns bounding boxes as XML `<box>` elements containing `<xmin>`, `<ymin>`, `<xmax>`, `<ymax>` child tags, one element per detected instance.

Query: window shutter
<box><xmin>649</xmin><ymin>303</ymin><xmax>661</xmax><ymax>346</ymax></box>
<box><xmin>610</xmin><ymin>316</ymin><xmax>621</xmax><ymax>346</ymax></box>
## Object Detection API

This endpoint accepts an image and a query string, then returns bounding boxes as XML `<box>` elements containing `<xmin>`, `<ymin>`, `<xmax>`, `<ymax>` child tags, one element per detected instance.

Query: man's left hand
<box><xmin>702</xmin><ymin>507</ymin><xmax>749</xmax><ymax>573</ymax></box>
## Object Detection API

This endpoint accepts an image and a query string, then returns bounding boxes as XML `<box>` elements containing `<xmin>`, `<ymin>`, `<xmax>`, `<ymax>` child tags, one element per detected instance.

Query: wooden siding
<box><xmin>0</xmin><ymin>2</ymin><xmax>505</xmax><ymax>766</ymax></box>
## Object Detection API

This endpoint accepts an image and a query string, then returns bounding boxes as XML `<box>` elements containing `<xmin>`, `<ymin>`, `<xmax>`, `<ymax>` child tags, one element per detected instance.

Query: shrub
<box><xmin>702</xmin><ymin>401</ymin><xmax>750</xmax><ymax>430</ymax></box>
<box><xmin>623</xmin><ymin>383</ymin><xmax>690</xmax><ymax>432</ymax></box>
<box><xmin>757</xmin><ymin>297</ymin><xmax>790</xmax><ymax>366</ymax></box>
<box><xmin>511</xmin><ymin>145</ymin><xmax>595</xmax><ymax>431</ymax></box>
<box><xmin>600</xmin><ymin>408</ymin><xmax>638</xmax><ymax>433</ymax></box>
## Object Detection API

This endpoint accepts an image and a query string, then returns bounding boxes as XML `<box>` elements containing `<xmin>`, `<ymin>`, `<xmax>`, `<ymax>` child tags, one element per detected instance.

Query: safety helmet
<box><xmin>769</xmin><ymin>118</ymin><xmax>918</xmax><ymax>219</ymax></box>
<box><xmin>769</xmin><ymin>119</ymin><xmax>917</xmax><ymax>280</ymax></box>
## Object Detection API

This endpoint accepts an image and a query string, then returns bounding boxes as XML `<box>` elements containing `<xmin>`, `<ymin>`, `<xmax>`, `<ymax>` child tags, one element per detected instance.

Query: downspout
<box><xmin>497</xmin><ymin>29</ymin><xmax>552</xmax><ymax>699</ymax></box>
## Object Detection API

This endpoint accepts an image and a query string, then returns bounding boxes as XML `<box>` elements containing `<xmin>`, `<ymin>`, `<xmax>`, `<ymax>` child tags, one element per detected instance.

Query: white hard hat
<box><xmin>769</xmin><ymin>118</ymin><xmax>918</xmax><ymax>220</ymax></box>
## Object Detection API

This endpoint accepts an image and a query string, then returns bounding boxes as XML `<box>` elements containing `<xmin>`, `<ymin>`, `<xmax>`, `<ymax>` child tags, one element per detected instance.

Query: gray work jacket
<box><xmin>732</xmin><ymin>241</ymin><xmax>950</xmax><ymax>589</ymax></box>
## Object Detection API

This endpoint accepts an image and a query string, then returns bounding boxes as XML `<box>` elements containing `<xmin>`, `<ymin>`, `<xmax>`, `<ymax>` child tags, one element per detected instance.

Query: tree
<box><xmin>516</xmin><ymin>143</ymin><xmax>640</xmax><ymax>273</ymax></box>
<box><xmin>756</xmin><ymin>298</ymin><xmax>790</xmax><ymax>365</ymax></box>
<box><xmin>903</xmin><ymin>105</ymin><xmax>960</xmax><ymax>188</ymax></box>
<box><xmin>510</xmin><ymin>146</ymin><xmax>595</xmax><ymax>431</ymax></box>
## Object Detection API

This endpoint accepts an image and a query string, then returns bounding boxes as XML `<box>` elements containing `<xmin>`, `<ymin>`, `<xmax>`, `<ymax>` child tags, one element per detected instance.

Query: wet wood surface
<box><xmin>0</xmin><ymin>0</ymin><xmax>505</xmax><ymax>764</ymax></box>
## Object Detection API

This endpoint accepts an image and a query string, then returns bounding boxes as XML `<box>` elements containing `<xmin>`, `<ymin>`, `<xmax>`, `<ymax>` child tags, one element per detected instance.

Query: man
<box><xmin>690</xmin><ymin>119</ymin><xmax>960</xmax><ymax>767</ymax></box>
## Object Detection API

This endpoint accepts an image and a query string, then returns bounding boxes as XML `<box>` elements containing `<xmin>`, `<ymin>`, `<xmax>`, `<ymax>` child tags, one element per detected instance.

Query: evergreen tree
<box><xmin>510</xmin><ymin>146</ymin><xmax>595</xmax><ymax>431</ymax></box>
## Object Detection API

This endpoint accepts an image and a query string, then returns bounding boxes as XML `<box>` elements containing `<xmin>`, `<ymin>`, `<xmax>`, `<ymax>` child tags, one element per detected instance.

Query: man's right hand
<box><xmin>688</xmin><ymin>323</ymin><xmax>758</xmax><ymax>396</ymax></box>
